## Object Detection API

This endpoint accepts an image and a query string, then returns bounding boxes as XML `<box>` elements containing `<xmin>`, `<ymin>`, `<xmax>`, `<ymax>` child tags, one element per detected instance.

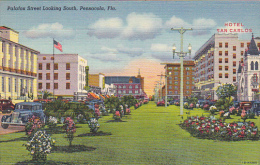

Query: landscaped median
<box><xmin>0</xmin><ymin>102</ymin><xmax>260</xmax><ymax>164</ymax></box>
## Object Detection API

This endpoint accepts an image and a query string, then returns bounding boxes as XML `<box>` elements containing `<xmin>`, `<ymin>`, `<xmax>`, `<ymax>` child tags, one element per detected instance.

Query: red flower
<box><xmin>250</xmin><ymin>122</ymin><xmax>255</xmax><ymax>127</ymax></box>
<box><xmin>241</xmin><ymin>126</ymin><xmax>246</xmax><ymax>130</ymax></box>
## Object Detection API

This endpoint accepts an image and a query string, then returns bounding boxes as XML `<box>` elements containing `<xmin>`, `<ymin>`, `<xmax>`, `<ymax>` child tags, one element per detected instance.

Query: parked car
<box><xmin>1</xmin><ymin>102</ymin><xmax>46</xmax><ymax>129</ymax></box>
<box><xmin>239</xmin><ymin>101</ymin><xmax>252</xmax><ymax>111</ymax></box>
<box><xmin>0</xmin><ymin>99</ymin><xmax>15</xmax><ymax>113</ymax></box>
<box><xmin>249</xmin><ymin>101</ymin><xmax>260</xmax><ymax>116</ymax></box>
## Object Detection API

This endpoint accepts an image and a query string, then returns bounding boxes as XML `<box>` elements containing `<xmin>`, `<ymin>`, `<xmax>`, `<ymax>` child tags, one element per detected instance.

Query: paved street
<box><xmin>0</xmin><ymin>114</ymin><xmax>25</xmax><ymax>135</ymax></box>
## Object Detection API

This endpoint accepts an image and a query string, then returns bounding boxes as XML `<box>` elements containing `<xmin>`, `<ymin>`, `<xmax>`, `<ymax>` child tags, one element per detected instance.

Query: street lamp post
<box><xmin>172</xmin><ymin>27</ymin><xmax>192</xmax><ymax>116</ymax></box>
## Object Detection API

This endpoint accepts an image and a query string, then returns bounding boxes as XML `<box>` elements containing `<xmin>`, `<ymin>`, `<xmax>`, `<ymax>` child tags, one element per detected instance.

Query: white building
<box><xmin>37</xmin><ymin>54</ymin><xmax>88</xmax><ymax>99</ymax></box>
<box><xmin>0</xmin><ymin>26</ymin><xmax>39</xmax><ymax>100</ymax></box>
<box><xmin>193</xmin><ymin>33</ymin><xmax>260</xmax><ymax>100</ymax></box>
<box><xmin>237</xmin><ymin>35</ymin><xmax>260</xmax><ymax>101</ymax></box>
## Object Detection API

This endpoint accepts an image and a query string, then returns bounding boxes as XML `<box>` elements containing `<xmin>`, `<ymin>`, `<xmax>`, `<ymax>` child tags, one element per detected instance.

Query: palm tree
<box><xmin>39</xmin><ymin>90</ymin><xmax>53</xmax><ymax>99</ymax></box>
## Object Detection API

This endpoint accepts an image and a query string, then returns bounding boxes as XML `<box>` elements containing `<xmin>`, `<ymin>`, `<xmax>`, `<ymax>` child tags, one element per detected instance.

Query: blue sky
<box><xmin>1</xmin><ymin>1</ymin><xmax>259</xmax><ymax>95</ymax></box>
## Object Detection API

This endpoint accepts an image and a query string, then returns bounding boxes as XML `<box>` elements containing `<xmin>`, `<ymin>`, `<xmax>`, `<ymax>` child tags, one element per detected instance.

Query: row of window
<box><xmin>115</xmin><ymin>85</ymin><xmax>139</xmax><ymax>89</ymax></box>
<box><xmin>168</xmin><ymin>76</ymin><xmax>194</xmax><ymax>80</ymax></box>
<box><xmin>168</xmin><ymin>67</ymin><xmax>195</xmax><ymax>71</ymax></box>
<box><xmin>38</xmin><ymin>73</ymin><xmax>71</xmax><ymax>80</ymax></box>
<box><xmin>118</xmin><ymin>90</ymin><xmax>139</xmax><ymax>94</ymax></box>
<box><xmin>168</xmin><ymin>91</ymin><xmax>190</xmax><ymax>95</ymax></box>
<box><xmin>38</xmin><ymin>63</ymin><xmax>70</xmax><ymax>70</ymax></box>
<box><xmin>1</xmin><ymin>77</ymin><xmax>32</xmax><ymax>93</ymax></box>
<box><xmin>38</xmin><ymin>83</ymin><xmax>70</xmax><ymax>90</ymax></box>
<box><xmin>170</xmin><ymin>72</ymin><xmax>194</xmax><ymax>76</ymax></box>
<box><xmin>168</xmin><ymin>81</ymin><xmax>195</xmax><ymax>85</ymax></box>
<box><xmin>218</xmin><ymin>42</ymin><xmax>252</xmax><ymax>48</ymax></box>
<box><xmin>168</xmin><ymin>86</ymin><xmax>194</xmax><ymax>90</ymax></box>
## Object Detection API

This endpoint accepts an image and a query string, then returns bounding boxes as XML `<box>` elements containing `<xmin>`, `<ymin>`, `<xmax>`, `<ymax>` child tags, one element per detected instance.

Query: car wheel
<box><xmin>1</xmin><ymin>123</ymin><xmax>9</xmax><ymax>129</ymax></box>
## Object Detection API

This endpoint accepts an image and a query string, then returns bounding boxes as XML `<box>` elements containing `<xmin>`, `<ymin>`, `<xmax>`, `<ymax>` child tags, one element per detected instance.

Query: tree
<box><xmin>216</xmin><ymin>83</ymin><xmax>237</xmax><ymax>111</ymax></box>
<box><xmin>39</xmin><ymin>90</ymin><xmax>53</xmax><ymax>99</ymax></box>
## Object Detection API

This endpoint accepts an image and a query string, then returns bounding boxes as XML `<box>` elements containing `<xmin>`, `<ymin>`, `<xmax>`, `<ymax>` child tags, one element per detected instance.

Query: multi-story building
<box><xmin>105</xmin><ymin>76</ymin><xmax>143</xmax><ymax>98</ymax></box>
<box><xmin>0</xmin><ymin>26</ymin><xmax>39</xmax><ymax>100</ymax></box>
<box><xmin>37</xmin><ymin>54</ymin><xmax>88</xmax><ymax>100</ymax></box>
<box><xmin>193</xmin><ymin>33</ymin><xmax>260</xmax><ymax>100</ymax></box>
<box><xmin>88</xmin><ymin>73</ymin><xmax>105</xmax><ymax>94</ymax></box>
<box><xmin>162</xmin><ymin>61</ymin><xmax>195</xmax><ymax>99</ymax></box>
<box><xmin>237</xmin><ymin>35</ymin><xmax>260</xmax><ymax>101</ymax></box>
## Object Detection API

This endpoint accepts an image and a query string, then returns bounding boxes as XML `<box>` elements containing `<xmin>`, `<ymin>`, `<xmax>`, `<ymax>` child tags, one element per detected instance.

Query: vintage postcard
<box><xmin>0</xmin><ymin>0</ymin><xmax>260</xmax><ymax>164</ymax></box>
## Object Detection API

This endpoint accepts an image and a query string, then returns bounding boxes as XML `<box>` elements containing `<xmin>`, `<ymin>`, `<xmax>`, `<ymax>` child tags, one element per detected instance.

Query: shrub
<box><xmin>113</xmin><ymin>111</ymin><xmax>121</xmax><ymax>120</ymax></box>
<box><xmin>25</xmin><ymin>116</ymin><xmax>43</xmax><ymax>138</ymax></box>
<box><xmin>63</xmin><ymin>117</ymin><xmax>76</xmax><ymax>146</ymax></box>
<box><xmin>23</xmin><ymin>130</ymin><xmax>55</xmax><ymax>161</ymax></box>
<box><xmin>88</xmin><ymin>118</ymin><xmax>100</xmax><ymax>133</ymax></box>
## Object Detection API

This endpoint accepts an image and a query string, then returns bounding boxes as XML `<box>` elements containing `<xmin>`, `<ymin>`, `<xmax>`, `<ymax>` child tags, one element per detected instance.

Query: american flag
<box><xmin>53</xmin><ymin>40</ymin><xmax>62</xmax><ymax>52</ymax></box>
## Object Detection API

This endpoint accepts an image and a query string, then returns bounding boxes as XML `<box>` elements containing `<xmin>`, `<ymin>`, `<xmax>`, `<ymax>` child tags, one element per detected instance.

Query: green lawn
<box><xmin>1</xmin><ymin>102</ymin><xmax>260</xmax><ymax>165</ymax></box>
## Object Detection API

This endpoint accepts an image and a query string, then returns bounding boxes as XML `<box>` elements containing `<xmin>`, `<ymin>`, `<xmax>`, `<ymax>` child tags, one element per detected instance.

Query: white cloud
<box><xmin>88</xmin><ymin>52</ymin><xmax>120</xmax><ymax>62</ymax></box>
<box><xmin>87</xmin><ymin>12</ymin><xmax>163</xmax><ymax>40</ymax></box>
<box><xmin>121</xmin><ymin>12</ymin><xmax>163</xmax><ymax>40</ymax></box>
<box><xmin>24</xmin><ymin>22</ymin><xmax>75</xmax><ymax>39</ymax></box>
<box><xmin>117</xmin><ymin>45</ymin><xmax>144</xmax><ymax>57</ymax></box>
<box><xmin>150</xmin><ymin>43</ymin><xmax>173</xmax><ymax>62</ymax></box>
<box><xmin>165</xmin><ymin>16</ymin><xmax>217</xmax><ymax>36</ymax></box>
<box><xmin>87</xmin><ymin>18</ymin><xmax>123</xmax><ymax>39</ymax></box>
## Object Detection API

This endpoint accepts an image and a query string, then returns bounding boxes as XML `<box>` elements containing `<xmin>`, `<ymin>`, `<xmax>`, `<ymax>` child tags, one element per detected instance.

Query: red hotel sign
<box><xmin>217</xmin><ymin>22</ymin><xmax>252</xmax><ymax>33</ymax></box>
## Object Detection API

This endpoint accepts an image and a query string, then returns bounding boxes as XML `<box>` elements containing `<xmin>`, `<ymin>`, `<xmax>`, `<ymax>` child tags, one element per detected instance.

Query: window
<box><xmin>46</xmin><ymin>83</ymin><xmax>50</xmax><ymax>89</ymax></box>
<box><xmin>219</xmin><ymin>58</ymin><xmax>222</xmax><ymax>63</ymax></box>
<box><xmin>38</xmin><ymin>63</ymin><xmax>42</xmax><ymax>70</ymax></box>
<box><xmin>129</xmin><ymin>85</ymin><xmax>132</xmax><ymax>89</ymax></box>
<box><xmin>46</xmin><ymin>73</ymin><xmax>50</xmax><ymax>80</ymax></box>
<box><xmin>225</xmin><ymin>42</ymin><xmax>228</xmax><ymax>48</ymax></box>
<box><xmin>251</xmin><ymin>61</ymin><xmax>254</xmax><ymax>70</ymax></box>
<box><xmin>66</xmin><ymin>83</ymin><xmax>70</xmax><ymax>89</ymax></box>
<box><xmin>66</xmin><ymin>63</ymin><xmax>70</xmax><ymax>70</ymax></box>
<box><xmin>174</xmin><ymin>86</ymin><xmax>178</xmax><ymax>89</ymax></box>
<box><xmin>123</xmin><ymin>85</ymin><xmax>126</xmax><ymax>89</ymax></box>
<box><xmin>66</xmin><ymin>73</ymin><xmax>70</xmax><ymax>80</ymax></box>
<box><xmin>174</xmin><ymin>77</ymin><xmax>178</xmax><ymax>80</ymax></box>
<box><xmin>233</xmin><ymin>53</ymin><xmax>236</xmax><ymax>59</ymax></box>
<box><xmin>129</xmin><ymin>90</ymin><xmax>132</xmax><ymax>94</ymax></box>
<box><xmin>241</xmin><ymin>58</ymin><xmax>244</xmax><ymax>63</ymax></box>
<box><xmin>233</xmin><ymin>46</ymin><xmax>236</xmax><ymax>51</ymax></box>
<box><xmin>225</xmin><ymin>51</ymin><xmax>228</xmax><ymax>56</ymax></box>
<box><xmin>186</xmin><ymin>81</ymin><xmax>190</xmax><ymax>85</ymax></box>
<box><xmin>54</xmin><ymin>63</ymin><xmax>58</xmax><ymax>70</ymax></box>
<box><xmin>135</xmin><ymin>85</ymin><xmax>138</xmax><ymax>88</ymax></box>
<box><xmin>135</xmin><ymin>90</ymin><xmax>139</xmax><ymax>94</ymax></box>
<box><xmin>256</xmin><ymin>61</ymin><xmax>259</xmax><ymax>70</ymax></box>
<box><xmin>8</xmin><ymin>78</ymin><xmax>11</xmax><ymax>92</ymax></box>
<box><xmin>247</xmin><ymin>42</ymin><xmax>250</xmax><ymax>48</ymax></box>
<box><xmin>186</xmin><ymin>86</ymin><xmax>190</xmax><ymax>89</ymax></box>
<box><xmin>225</xmin><ymin>66</ymin><xmax>229</xmax><ymax>71</ymax></box>
<box><xmin>119</xmin><ymin>86</ymin><xmax>122</xmax><ymax>89</ymax></box>
<box><xmin>54</xmin><ymin>83</ymin><xmax>58</xmax><ymax>89</ymax></box>
<box><xmin>174</xmin><ymin>81</ymin><xmax>178</xmax><ymax>85</ymax></box>
<box><xmin>186</xmin><ymin>72</ymin><xmax>190</xmax><ymax>76</ymax></box>
<box><xmin>219</xmin><ymin>51</ymin><xmax>222</xmax><ymax>56</ymax></box>
<box><xmin>46</xmin><ymin>63</ymin><xmax>50</xmax><ymax>70</ymax></box>
<box><xmin>168</xmin><ymin>67</ymin><xmax>172</xmax><ymax>70</ymax></box>
<box><xmin>169</xmin><ymin>86</ymin><xmax>172</xmax><ymax>89</ymax></box>
<box><xmin>43</xmin><ymin>56</ymin><xmax>46</xmax><ymax>60</ymax></box>
<box><xmin>219</xmin><ymin>42</ymin><xmax>222</xmax><ymax>48</ymax></box>
<box><xmin>54</xmin><ymin>73</ymin><xmax>58</xmax><ymax>80</ymax></box>
<box><xmin>38</xmin><ymin>83</ymin><xmax>42</xmax><ymax>89</ymax></box>
<box><xmin>169</xmin><ymin>81</ymin><xmax>172</xmax><ymax>84</ymax></box>
<box><xmin>219</xmin><ymin>66</ymin><xmax>222</xmax><ymax>70</ymax></box>
<box><xmin>51</xmin><ymin>57</ymin><xmax>54</xmax><ymax>60</ymax></box>
<box><xmin>38</xmin><ymin>73</ymin><xmax>42</xmax><ymax>80</ymax></box>
<box><xmin>187</xmin><ymin>77</ymin><xmax>190</xmax><ymax>80</ymax></box>
<box><xmin>233</xmin><ymin>77</ymin><xmax>236</xmax><ymax>82</ymax></box>
<box><xmin>241</xmin><ymin>51</ymin><xmax>244</xmax><ymax>56</ymax></box>
<box><xmin>174</xmin><ymin>91</ymin><xmax>178</xmax><ymax>94</ymax></box>
<box><xmin>225</xmin><ymin>58</ymin><xmax>228</xmax><ymax>63</ymax></box>
<box><xmin>241</xmin><ymin>43</ymin><xmax>244</xmax><ymax>48</ymax></box>
<box><xmin>233</xmin><ymin>61</ymin><xmax>236</xmax><ymax>67</ymax></box>
<box><xmin>15</xmin><ymin>79</ymin><xmax>17</xmax><ymax>92</ymax></box>
<box><xmin>174</xmin><ymin>72</ymin><xmax>178</xmax><ymax>75</ymax></box>
<box><xmin>174</xmin><ymin>67</ymin><xmax>178</xmax><ymax>70</ymax></box>
<box><xmin>233</xmin><ymin>69</ymin><xmax>236</xmax><ymax>74</ymax></box>
<box><xmin>219</xmin><ymin>73</ymin><xmax>222</xmax><ymax>78</ymax></box>
<box><xmin>123</xmin><ymin>90</ymin><xmax>126</xmax><ymax>94</ymax></box>
<box><xmin>225</xmin><ymin>73</ymin><xmax>229</xmax><ymax>78</ymax></box>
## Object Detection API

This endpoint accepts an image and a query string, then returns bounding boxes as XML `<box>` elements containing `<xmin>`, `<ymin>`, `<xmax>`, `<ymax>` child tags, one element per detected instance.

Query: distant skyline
<box><xmin>1</xmin><ymin>1</ymin><xmax>259</xmax><ymax>95</ymax></box>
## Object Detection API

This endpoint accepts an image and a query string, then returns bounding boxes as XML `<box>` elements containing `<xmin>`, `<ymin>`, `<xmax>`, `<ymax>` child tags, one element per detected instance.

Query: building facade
<box><xmin>105</xmin><ymin>76</ymin><xmax>144</xmax><ymax>98</ymax></box>
<box><xmin>193</xmin><ymin>33</ymin><xmax>260</xmax><ymax>100</ymax></box>
<box><xmin>0</xmin><ymin>26</ymin><xmax>39</xmax><ymax>100</ymax></box>
<box><xmin>237</xmin><ymin>35</ymin><xmax>260</xmax><ymax>101</ymax></box>
<box><xmin>37</xmin><ymin>54</ymin><xmax>88</xmax><ymax>99</ymax></box>
<box><xmin>162</xmin><ymin>61</ymin><xmax>195</xmax><ymax>99</ymax></box>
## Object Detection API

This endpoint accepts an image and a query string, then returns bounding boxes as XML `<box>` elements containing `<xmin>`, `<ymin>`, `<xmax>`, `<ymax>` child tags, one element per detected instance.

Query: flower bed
<box><xmin>180</xmin><ymin>116</ymin><xmax>259</xmax><ymax>141</ymax></box>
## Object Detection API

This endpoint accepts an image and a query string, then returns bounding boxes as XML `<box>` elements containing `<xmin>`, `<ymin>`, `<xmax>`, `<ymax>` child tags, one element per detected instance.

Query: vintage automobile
<box><xmin>239</xmin><ymin>101</ymin><xmax>252</xmax><ymax>111</ymax></box>
<box><xmin>249</xmin><ymin>101</ymin><xmax>260</xmax><ymax>116</ymax></box>
<box><xmin>0</xmin><ymin>99</ymin><xmax>15</xmax><ymax>113</ymax></box>
<box><xmin>1</xmin><ymin>102</ymin><xmax>46</xmax><ymax>129</ymax></box>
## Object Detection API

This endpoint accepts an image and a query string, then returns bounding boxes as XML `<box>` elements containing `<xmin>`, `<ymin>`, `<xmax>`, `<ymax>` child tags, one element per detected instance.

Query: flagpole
<box><xmin>53</xmin><ymin>38</ymin><xmax>55</xmax><ymax>100</ymax></box>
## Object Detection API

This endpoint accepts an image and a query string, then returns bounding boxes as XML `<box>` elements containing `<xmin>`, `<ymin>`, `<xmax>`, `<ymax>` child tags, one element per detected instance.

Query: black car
<box><xmin>250</xmin><ymin>101</ymin><xmax>260</xmax><ymax>116</ymax></box>
<box><xmin>1</xmin><ymin>102</ymin><xmax>46</xmax><ymax>129</ymax></box>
